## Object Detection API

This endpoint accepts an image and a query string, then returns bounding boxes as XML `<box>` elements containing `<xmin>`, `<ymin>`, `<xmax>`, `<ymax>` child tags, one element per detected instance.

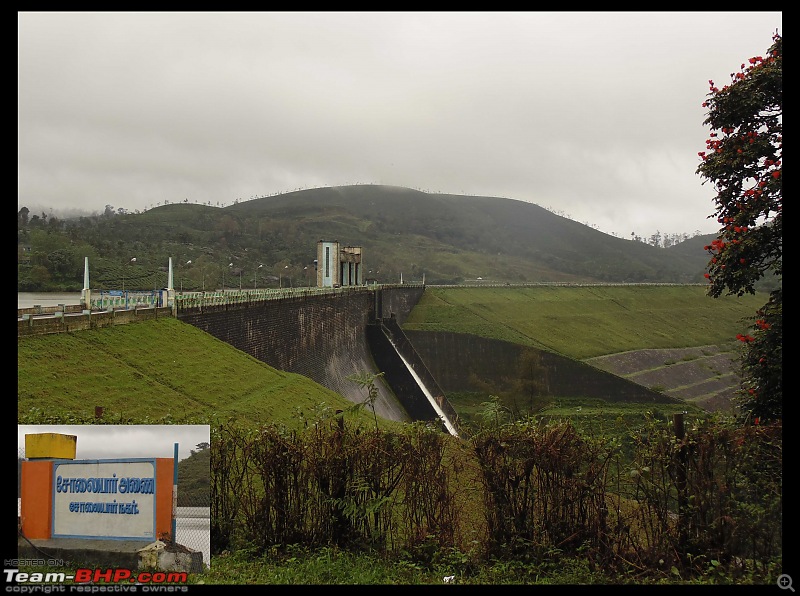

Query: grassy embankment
<box><xmin>404</xmin><ymin>284</ymin><xmax>763</xmax><ymax>359</ymax></box>
<box><xmin>17</xmin><ymin>317</ymin><xmax>383</xmax><ymax>428</ymax></box>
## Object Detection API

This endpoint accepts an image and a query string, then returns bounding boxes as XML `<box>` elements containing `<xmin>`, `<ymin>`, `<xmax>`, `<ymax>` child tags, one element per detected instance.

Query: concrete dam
<box><xmin>174</xmin><ymin>284</ymin><xmax>677</xmax><ymax>436</ymax></box>
<box><xmin>20</xmin><ymin>281</ymin><xmax>678</xmax><ymax>432</ymax></box>
<box><xmin>176</xmin><ymin>285</ymin><xmax>461</xmax><ymax>435</ymax></box>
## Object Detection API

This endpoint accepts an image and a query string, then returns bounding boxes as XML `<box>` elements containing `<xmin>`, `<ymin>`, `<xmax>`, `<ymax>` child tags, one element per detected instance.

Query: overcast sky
<box><xmin>18</xmin><ymin>425</ymin><xmax>210</xmax><ymax>462</ymax></box>
<box><xmin>18</xmin><ymin>11</ymin><xmax>782</xmax><ymax>238</ymax></box>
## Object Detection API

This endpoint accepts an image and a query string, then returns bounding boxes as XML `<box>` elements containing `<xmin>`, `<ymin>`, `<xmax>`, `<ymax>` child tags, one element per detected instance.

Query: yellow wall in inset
<box><xmin>25</xmin><ymin>433</ymin><xmax>77</xmax><ymax>459</ymax></box>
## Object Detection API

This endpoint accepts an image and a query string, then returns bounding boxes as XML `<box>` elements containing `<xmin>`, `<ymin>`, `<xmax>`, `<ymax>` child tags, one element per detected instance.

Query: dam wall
<box><xmin>404</xmin><ymin>330</ymin><xmax>682</xmax><ymax>404</ymax></box>
<box><xmin>176</xmin><ymin>286</ymin><xmax>426</xmax><ymax>422</ymax></box>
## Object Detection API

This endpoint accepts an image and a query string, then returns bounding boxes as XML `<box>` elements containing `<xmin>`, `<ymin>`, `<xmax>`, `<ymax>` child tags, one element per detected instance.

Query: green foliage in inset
<box><xmin>178</xmin><ymin>444</ymin><xmax>210</xmax><ymax>507</ymax></box>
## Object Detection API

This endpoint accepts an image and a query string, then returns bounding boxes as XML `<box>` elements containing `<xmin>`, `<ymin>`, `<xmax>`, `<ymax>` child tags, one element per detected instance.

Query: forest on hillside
<box><xmin>17</xmin><ymin>186</ymin><xmax>721</xmax><ymax>291</ymax></box>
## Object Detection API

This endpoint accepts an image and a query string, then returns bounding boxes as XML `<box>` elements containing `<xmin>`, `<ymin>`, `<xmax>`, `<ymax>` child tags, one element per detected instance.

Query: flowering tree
<box><xmin>696</xmin><ymin>32</ymin><xmax>782</xmax><ymax>423</ymax></box>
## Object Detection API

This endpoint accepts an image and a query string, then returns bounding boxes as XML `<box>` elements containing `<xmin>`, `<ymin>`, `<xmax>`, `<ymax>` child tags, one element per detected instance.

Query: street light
<box><xmin>181</xmin><ymin>260</ymin><xmax>192</xmax><ymax>293</ymax></box>
<box><xmin>224</xmin><ymin>262</ymin><xmax>232</xmax><ymax>291</ymax></box>
<box><xmin>122</xmin><ymin>257</ymin><xmax>136</xmax><ymax>310</ymax></box>
<box><xmin>255</xmin><ymin>264</ymin><xmax>262</xmax><ymax>289</ymax></box>
<box><xmin>122</xmin><ymin>257</ymin><xmax>136</xmax><ymax>293</ymax></box>
<box><xmin>304</xmin><ymin>265</ymin><xmax>308</xmax><ymax>287</ymax></box>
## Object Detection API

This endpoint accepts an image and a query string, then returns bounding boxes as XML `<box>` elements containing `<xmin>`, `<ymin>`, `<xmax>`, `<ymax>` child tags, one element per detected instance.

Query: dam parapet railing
<box><xmin>18</xmin><ymin>283</ymin><xmax>425</xmax><ymax>336</ymax></box>
<box><xmin>174</xmin><ymin>283</ymin><xmax>423</xmax><ymax>312</ymax></box>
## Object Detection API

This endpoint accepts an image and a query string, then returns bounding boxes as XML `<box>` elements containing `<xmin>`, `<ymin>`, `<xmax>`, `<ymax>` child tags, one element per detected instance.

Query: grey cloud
<box><xmin>18</xmin><ymin>11</ymin><xmax>782</xmax><ymax>237</ymax></box>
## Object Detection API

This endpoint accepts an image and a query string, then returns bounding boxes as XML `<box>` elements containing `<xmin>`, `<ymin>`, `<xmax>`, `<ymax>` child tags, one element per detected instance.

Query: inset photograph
<box><xmin>17</xmin><ymin>424</ymin><xmax>210</xmax><ymax>572</ymax></box>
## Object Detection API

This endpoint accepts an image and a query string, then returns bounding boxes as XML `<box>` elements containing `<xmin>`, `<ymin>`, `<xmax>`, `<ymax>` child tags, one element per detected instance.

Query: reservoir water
<box><xmin>18</xmin><ymin>292</ymin><xmax>83</xmax><ymax>309</ymax></box>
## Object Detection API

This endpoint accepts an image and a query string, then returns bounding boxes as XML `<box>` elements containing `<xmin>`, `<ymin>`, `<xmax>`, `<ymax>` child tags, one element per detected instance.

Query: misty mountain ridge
<box><xmin>19</xmin><ymin>184</ymin><xmax>718</xmax><ymax>288</ymax></box>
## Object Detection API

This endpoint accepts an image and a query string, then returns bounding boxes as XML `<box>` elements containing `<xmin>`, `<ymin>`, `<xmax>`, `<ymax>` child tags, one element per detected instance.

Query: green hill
<box><xmin>18</xmin><ymin>185</ymin><xmax>719</xmax><ymax>293</ymax></box>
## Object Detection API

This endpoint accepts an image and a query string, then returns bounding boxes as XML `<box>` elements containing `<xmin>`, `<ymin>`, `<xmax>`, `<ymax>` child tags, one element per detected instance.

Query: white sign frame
<box><xmin>51</xmin><ymin>458</ymin><xmax>157</xmax><ymax>541</ymax></box>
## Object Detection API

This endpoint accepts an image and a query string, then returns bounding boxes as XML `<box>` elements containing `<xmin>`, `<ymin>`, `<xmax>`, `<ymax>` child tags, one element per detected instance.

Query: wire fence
<box><xmin>175</xmin><ymin>501</ymin><xmax>210</xmax><ymax>569</ymax></box>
